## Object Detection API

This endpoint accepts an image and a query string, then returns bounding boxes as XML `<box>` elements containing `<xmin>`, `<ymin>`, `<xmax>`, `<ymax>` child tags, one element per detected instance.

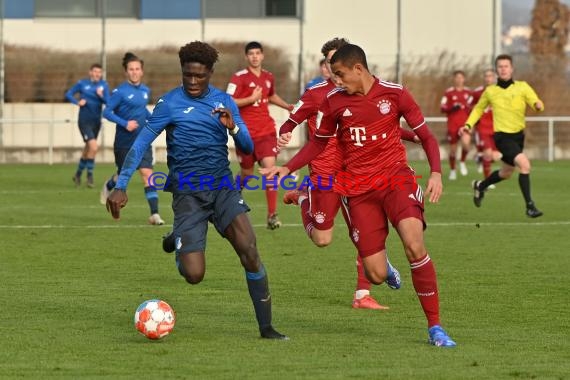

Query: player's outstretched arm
<box><xmin>106</xmin><ymin>189</ymin><xmax>128</xmax><ymax>220</ymax></box>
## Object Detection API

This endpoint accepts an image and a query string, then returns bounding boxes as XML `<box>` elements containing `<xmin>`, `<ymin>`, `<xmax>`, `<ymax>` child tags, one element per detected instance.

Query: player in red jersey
<box><xmin>470</xmin><ymin>69</ymin><xmax>502</xmax><ymax>181</ymax></box>
<box><xmin>279</xmin><ymin>38</ymin><xmax>422</xmax><ymax>310</ymax></box>
<box><xmin>441</xmin><ymin>70</ymin><xmax>472</xmax><ymax>180</ymax></box>
<box><xmin>263</xmin><ymin>44</ymin><xmax>456</xmax><ymax>347</ymax></box>
<box><xmin>226</xmin><ymin>41</ymin><xmax>294</xmax><ymax>230</ymax></box>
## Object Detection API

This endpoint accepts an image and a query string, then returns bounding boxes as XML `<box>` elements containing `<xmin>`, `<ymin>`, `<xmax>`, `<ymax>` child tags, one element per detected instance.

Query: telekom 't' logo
<box><xmin>350</xmin><ymin>127</ymin><xmax>366</xmax><ymax>147</ymax></box>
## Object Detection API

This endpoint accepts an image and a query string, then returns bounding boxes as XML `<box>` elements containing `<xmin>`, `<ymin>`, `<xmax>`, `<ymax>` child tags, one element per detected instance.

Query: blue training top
<box><xmin>65</xmin><ymin>78</ymin><xmax>110</xmax><ymax>122</ymax></box>
<box><xmin>115</xmin><ymin>85</ymin><xmax>253</xmax><ymax>193</ymax></box>
<box><xmin>103</xmin><ymin>81</ymin><xmax>152</xmax><ymax>149</ymax></box>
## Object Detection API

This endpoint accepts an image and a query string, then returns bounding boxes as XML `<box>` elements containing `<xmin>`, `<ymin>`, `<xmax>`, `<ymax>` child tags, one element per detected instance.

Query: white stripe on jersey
<box><xmin>326</xmin><ymin>87</ymin><xmax>344</xmax><ymax>98</ymax></box>
<box><xmin>379</xmin><ymin>79</ymin><xmax>403</xmax><ymax>89</ymax></box>
<box><xmin>412</xmin><ymin>120</ymin><xmax>426</xmax><ymax>130</ymax></box>
<box><xmin>308</xmin><ymin>80</ymin><xmax>329</xmax><ymax>90</ymax></box>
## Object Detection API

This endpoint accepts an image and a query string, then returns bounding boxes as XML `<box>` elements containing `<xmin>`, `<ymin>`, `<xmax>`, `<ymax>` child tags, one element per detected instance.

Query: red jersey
<box><xmin>440</xmin><ymin>86</ymin><xmax>471</xmax><ymax>129</ymax></box>
<box><xmin>284</xmin><ymin>79</ymin><xmax>340</xmax><ymax>181</ymax></box>
<box><xmin>470</xmin><ymin>86</ymin><xmax>493</xmax><ymax>134</ymax></box>
<box><xmin>226</xmin><ymin>68</ymin><xmax>276</xmax><ymax>139</ymax></box>
<box><xmin>316</xmin><ymin>79</ymin><xmax>426</xmax><ymax>196</ymax></box>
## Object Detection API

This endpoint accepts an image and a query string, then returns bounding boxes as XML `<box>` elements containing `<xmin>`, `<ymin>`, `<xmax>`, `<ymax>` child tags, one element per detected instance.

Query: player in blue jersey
<box><xmin>66</xmin><ymin>63</ymin><xmax>109</xmax><ymax>188</ymax></box>
<box><xmin>304</xmin><ymin>58</ymin><xmax>330</xmax><ymax>91</ymax></box>
<box><xmin>101</xmin><ymin>52</ymin><xmax>164</xmax><ymax>225</ymax></box>
<box><xmin>106</xmin><ymin>41</ymin><xmax>287</xmax><ymax>340</ymax></box>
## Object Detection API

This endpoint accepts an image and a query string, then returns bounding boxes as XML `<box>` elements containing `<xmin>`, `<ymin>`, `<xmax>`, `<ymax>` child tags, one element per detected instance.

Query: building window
<box><xmin>35</xmin><ymin>0</ymin><xmax>139</xmax><ymax>18</ymax></box>
<box><xmin>265</xmin><ymin>0</ymin><xmax>297</xmax><ymax>16</ymax></box>
<box><xmin>204</xmin><ymin>0</ymin><xmax>297</xmax><ymax>18</ymax></box>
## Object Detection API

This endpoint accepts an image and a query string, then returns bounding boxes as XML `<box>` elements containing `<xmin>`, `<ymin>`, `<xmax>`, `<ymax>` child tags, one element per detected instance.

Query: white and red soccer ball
<box><xmin>134</xmin><ymin>299</ymin><xmax>175</xmax><ymax>340</ymax></box>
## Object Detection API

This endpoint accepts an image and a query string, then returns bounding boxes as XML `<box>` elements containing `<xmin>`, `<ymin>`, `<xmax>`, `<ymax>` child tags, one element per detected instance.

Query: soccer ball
<box><xmin>134</xmin><ymin>299</ymin><xmax>175</xmax><ymax>340</ymax></box>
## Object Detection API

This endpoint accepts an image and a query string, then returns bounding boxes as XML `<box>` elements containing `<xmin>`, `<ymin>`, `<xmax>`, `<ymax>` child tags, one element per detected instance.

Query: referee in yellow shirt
<box><xmin>461</xmin><ymin>54</ymin><xmax>544</xmax><ymax>218</ymax></box>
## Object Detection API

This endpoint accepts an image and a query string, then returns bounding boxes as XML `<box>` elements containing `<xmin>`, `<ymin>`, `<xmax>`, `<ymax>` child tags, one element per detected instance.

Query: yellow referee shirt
<box><xmin>465</xmin><ymin>81</ymin><xmax>543</xmax><ymax>133</ymax></box>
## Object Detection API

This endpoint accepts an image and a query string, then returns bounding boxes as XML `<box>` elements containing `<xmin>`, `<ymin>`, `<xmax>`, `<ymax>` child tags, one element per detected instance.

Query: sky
<box><xmin>503</xmin><ymin>0</ymin><xmax>570</xmax><ymax>26</ymax></box>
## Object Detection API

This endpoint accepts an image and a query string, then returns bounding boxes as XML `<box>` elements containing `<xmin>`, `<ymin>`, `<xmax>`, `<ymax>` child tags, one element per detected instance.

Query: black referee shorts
<box><xmin>494</xmin><ymin>131</ymin><xmax>525</xmax><ymax>166</ymax></box>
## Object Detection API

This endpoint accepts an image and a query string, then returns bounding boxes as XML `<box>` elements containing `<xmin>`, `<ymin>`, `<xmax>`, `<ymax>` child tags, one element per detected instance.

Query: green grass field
<box><xmin>1</xmin><ymin>161</ymin><xmax>569</xmax><ymax>379</ymax></box>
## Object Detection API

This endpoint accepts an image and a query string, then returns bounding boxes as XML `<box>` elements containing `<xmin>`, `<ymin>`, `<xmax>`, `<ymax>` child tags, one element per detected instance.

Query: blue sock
<box><xmin>246</xmin><ymin>264</ymin><xmax>272</xmax><ymax>329</ymax></box>
<box><xmin>75</xmin><ymin>158</ymin><xmax>87</xmax><ymax>177</ymax></box>
<box><xmin>85</xmin><ymin>159</ymin><xmax>95</xmax><ymax>176</ymax></box>
<box><xmin>106</xmin><ymin>176</ymin><xmax>116</xmax><ymax>191</ymax></box>
<box><xmin>144</xmin><ymin>186</ymin><xmax>159</xmax><ymax>214</ymax></box>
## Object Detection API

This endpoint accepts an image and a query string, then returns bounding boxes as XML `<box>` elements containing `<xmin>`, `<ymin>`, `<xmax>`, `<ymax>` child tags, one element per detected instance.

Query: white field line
<box><xmin>0</xmin><ymin>221</ymin><xmax>569</xmax><ymax>229</ymax></box>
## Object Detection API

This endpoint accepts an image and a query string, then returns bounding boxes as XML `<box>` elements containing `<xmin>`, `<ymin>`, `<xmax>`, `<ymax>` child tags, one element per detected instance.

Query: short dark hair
<box><xmin>122</xmin><ymin>52</ymin><xmax>143</xmax><ymax>70</ymax></box>
<box><xmin>330</xmin><ymin>43</ymin><xmax>368</xmax><ymax>70</ymax></box>
<box><xmin>453</xmin><ymin>70</ymin><xmax>465</xmax><ymax>77</ymax></box>
<box><xmin>245</xmin><ymin>41</ymin><xmax>263</xmax><ymax>53</ymax></box>
<box><xmin>90</xmin><ymin>63</ymin><xmax>102</xmax><ymax>70</ymax></box>
<box><xmin>321</xmin><ymin>37</ymin><xmax>349</xmax><ymax>57</ymax></box>
<box><xmin>495</xmin><ymin>54</ymin><xmax>513</xmax><ymax>67</ymax></box>
<box><xmin>178</xmin><ymin>41</ymin><xmax>219</xmax><ymax>70</ymax></box>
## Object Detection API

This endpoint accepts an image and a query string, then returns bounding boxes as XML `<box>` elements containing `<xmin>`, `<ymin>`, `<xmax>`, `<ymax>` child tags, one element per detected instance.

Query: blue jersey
<box><xmin>103</xmin><ymin>81</ymin><xmax>152</xmax><ymax>149</ymax></box>
<box><xmin>304</xmin><ymin>76</ymin><xmax>327</xmax><ymax>91</ymax></box>
<box><xmin>115</xmin><ymin>85</ymin><xmax>253</xmax><ymax>193</ymax></box>
<box><xmin>65</xmin><ymin>78</ymin><xmax>109</xmax><ymax>122</ymax></box>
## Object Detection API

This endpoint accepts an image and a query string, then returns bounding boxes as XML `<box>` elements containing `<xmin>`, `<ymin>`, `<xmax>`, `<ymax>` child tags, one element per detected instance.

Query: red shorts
<box><xmin>343</xmin><ymin>167</ymin><xmax>425</xmax><ymax>257</ymax></box>
<box><xmin>236</xmin><ymin>134</ymin><xmax>278</xmax><ymax>169</ymax></box>
<box><xmin>476</xmin><ymin>130</ymin><xmax>496</xmax><ymax>151</ymax></box>
<box><xmin>446</xmin><ymin>124</ymin><xmax>461</xmax><ymax>144</ymax></box>
<box><xmin>307</xmin><ymin>187</ymin><xmax>342</xmax><ymax>231</ymax></box>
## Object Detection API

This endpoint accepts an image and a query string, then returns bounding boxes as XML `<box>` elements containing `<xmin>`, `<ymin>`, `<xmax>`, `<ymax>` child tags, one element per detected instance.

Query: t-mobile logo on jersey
<box><xmin>350</xmin><ymin>127</ymin><xmax>366</xmax><ymax>147</ymax></box>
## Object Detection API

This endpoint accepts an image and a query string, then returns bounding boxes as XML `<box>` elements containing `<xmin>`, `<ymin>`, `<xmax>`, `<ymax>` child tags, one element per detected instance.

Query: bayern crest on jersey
<box><xmin>265</xmin><ymin>80</ymin><xmax>271</xmax><ymax>88</ymax></box>
<box><xmin>378</xmin><ymin>99</ymin><xmax>391</xmax><ymax>114</ymax></box>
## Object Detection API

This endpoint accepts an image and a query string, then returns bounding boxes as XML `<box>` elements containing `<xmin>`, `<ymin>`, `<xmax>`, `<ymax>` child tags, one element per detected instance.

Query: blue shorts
<box><xmin>172</xmin><ymin>188</ymin><xmax>250</xmax><ymax>256</ymax></box>
<box><xmin>114</xmin><ymin>147</ymin><xmax>153</xmax><ymax>173</ymax></box>
<box><xmin>78</xmin><ymin>119</ymin><xmax>101</xmax><ymax>142</ymax></box>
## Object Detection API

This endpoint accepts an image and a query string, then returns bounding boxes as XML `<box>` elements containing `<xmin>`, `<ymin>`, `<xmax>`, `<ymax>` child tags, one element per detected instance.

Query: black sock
<box><xmin>144</xmin><ymin>186</ymin><xmax>159</xmax><ymax>214</ymax></box>
<box><xmin>480</xmin><ymin>170</ymin><xmax>503</xmax><ymax>190</ymax></box>
<box><xmin>518</xmin><ymin>173</ymin><xmax>533</xmax><ymax>207</ymax></box>
<box><xmin>245</xmin><ymin>264</ymin><xmax>272</xmax><ymax>330</ymax></box>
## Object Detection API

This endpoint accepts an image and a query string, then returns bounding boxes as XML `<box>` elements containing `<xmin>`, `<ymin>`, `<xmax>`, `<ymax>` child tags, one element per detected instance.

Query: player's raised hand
<box><xmin>278</xmin><ymin>132</ymin><xmax>292</xmax><ymax>148</ymax></box>
<box><xmin>251</xmin><ymin>86</ymin><xmax>263</xmax><ymax>103</ymax></box>
<box><xmin>259</xmin><ymin>165</ymin><xmax>290</xmax><ymax>181</ymax></box>
<box><xmin>425</xmin><ymin>172</ymin><xmax>443</xmax><ymax>203</ymax></box>
<box><xmin>106</xmin><ymin>189</ymin><xmax>128</xmax><ymax>220</ymax></box>
<box><xmin>212</xmin><ymin>107</ymin><xmax>235</xmax><ymax>130</ymax></box>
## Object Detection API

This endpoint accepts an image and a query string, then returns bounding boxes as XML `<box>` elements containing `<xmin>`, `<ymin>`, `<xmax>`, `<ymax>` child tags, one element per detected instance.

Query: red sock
<box><xmin>299</xmin><ymin>198</ymin><xmax>314</xmax><ymax>238</ymax></box>
<box><xmin>410</xmin><ymin>254</ymin><xmax>440</xmax><ymax>328</ymax></box>
<box><xmin>483</xmin><ymin>158</ymin><xmax>492</xmax><ymax>178</ymax></box>
<box><xmin>460</xmin><ymin>148</ymin><xmax>468</xmax><ymax>162</ymax></box>
<box><xmin>266</xmin><ymin>185</ymin><xmax>277</xmax><ymax>216</ymax></box>
<box><xmin>355</xmin><ymin>254</ymin><xmax>371</xmax><ymax>291</ymax></box>
<box><xmin>449</xmin><ymin>154</ymin><xmax>456</xmax><ymax>170</ymax></box>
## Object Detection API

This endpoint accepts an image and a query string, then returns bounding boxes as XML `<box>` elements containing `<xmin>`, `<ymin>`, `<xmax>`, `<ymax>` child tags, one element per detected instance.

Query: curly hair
<box><xmin>321</xmin><ymin>37</ymin><xmax>349</xmax><ymax>57</ymax></box>
<box><xmin>179</xmin><ymin>41</ymin><xmax>219</xmax><ymax>70</ymax></box>
<box><xmin>122</xmin><ymin>52</ymin><xmax>143</xmax><ymax>70</ymax></box>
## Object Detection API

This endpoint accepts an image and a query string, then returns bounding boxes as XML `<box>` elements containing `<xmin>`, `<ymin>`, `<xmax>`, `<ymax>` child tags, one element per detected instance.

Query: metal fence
<box><xmin>1</xmin><ymin>116</ymin><xmax>569</xmax><ymax>165</ymax></box>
